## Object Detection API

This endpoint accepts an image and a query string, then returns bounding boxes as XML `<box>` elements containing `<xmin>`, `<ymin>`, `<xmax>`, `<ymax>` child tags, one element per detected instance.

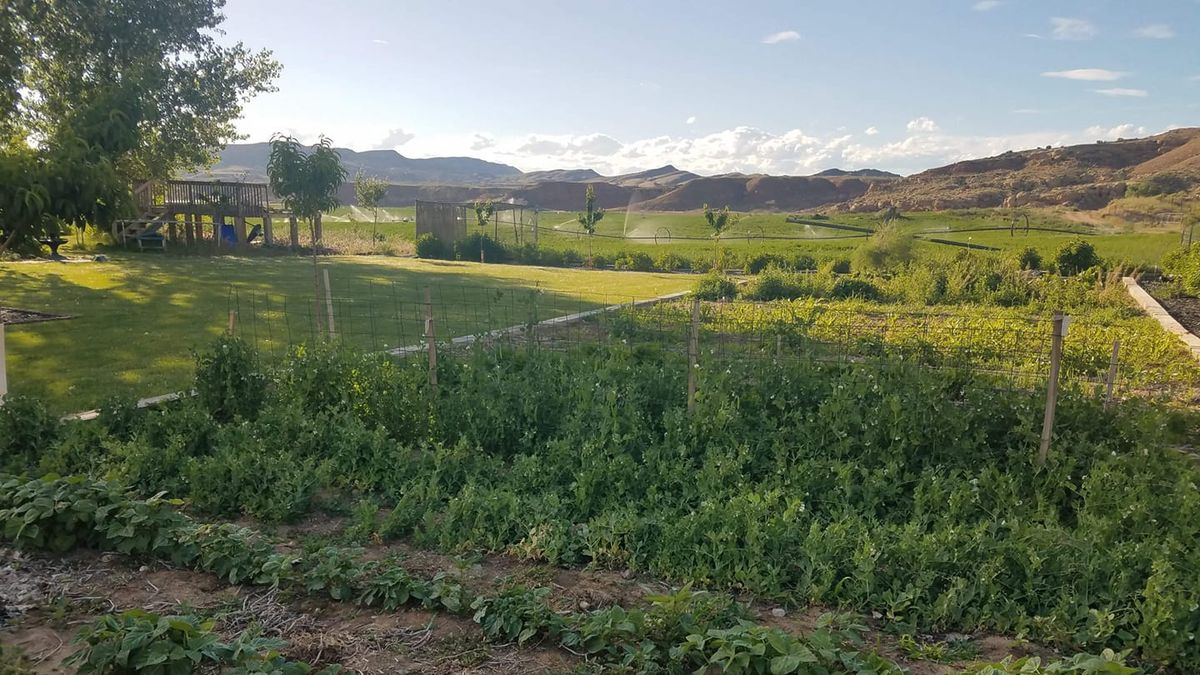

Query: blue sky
<box><xmin>218</xmin><ymin>0</ymin><xmax>1199</xmax><ymax>176</ymax></box>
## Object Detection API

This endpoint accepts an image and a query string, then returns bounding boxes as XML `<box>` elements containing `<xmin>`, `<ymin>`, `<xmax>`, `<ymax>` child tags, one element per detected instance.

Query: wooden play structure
<box><xmin>113</xmin><ymin>179</ymin><xmax>300</xmax><ymax>250</ymax></box>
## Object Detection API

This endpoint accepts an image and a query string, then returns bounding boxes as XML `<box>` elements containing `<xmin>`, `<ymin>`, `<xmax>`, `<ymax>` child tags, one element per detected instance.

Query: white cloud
<box><xmin>1012</xmin><ymin>108</ymin><xmax>1041</xmax><ymax>114</ymax></box>
<box><xmin>685</xmin><ymin>116</ymin><xmax>697</xmax><ymax>125</ymax></box>
<box><xmin>1022</xmin><ymin>33</ymin><xmax>1043</xmax><ymax>39</ymax></box>
<box><xmin>761</xmin><ymin>30</ymin><xmax>801</xmax><ymax>44</ymax></box>
<box><xmin>1041</xmin><ymin>68</ymin><xmax>1125</xmax><ymax>81</ymax></box>
<box><xmin>1134</xmin><ymin>24</ymin><xmax>1175</xmax><ymax>39</ymax></box>
<box><xmin>1094</xmin><ymin>88</ymin><xmax>1148</xmax><ymax>97</ymax></box>
<box><xmin>906</xmin><ymin>117</ymin><xmax>939</xmax><ymax>133</ymax></box>
<box><xmin>371</xmin><ymin>39</ymin><xmax>389</xmax><ymax>45</ymax></box>
<box><xmin>864</xmin><ymin>126</ymin><xmax>879</xmax><ymax>136</ymax></box>
<box><xmin>972</xmin><ymin>0</ymin><xmax>1002</xmax><ymax>11</ymax></box>
<box><xmin>375</xmin><ymin>128</ymin><xmax>415</xmax><ymax>149</ymax></box>
<box><xmin>296</xmin><ymin>122</ymin><xmax>1164</xmax><ymax>177</ymax></box>
<box><xmin>1050</xmin><ymin>17</ymin><xmax>1097</xmax><ymax>40</ymax></box>
<box><xmin>1084</xmin><ymin>123</ymin><xmax>1147</xmax><ymax>140</ymax></box>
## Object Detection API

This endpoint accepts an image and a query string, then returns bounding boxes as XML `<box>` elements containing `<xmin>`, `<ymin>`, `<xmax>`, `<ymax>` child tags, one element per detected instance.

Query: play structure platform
<box><xmin>113</xmin><ymin>179</ymin><xmax>299</xmax><ymax>250</ymax></box>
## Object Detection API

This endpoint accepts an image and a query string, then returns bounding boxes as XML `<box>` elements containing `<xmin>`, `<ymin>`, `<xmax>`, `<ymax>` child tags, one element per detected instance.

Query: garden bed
<box><xmin>1145</xmin><ymin>283</ymin><xmax>1200</xmax><ymax>336</ymax></box>
<box><xmin>0</xmin><ymin>308</ymin><xmax>70</xmax><ymax>325</ymax></box>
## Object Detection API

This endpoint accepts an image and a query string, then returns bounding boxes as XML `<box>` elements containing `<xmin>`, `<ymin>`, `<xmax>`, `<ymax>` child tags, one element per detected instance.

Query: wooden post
<box><xmin>263</xmin><ymin>213</ymin><xmax>275</xmax><ymax>246</ymax></box>
<box><xmin>323</xmin><ymin>268</ymin><xmax>337</xmax><ymax>339</ymax></box>
<box><xmin>227</xmin><ymin>310</ymin><xmax>237</xmax><ymax>334</ymax></box>
<box><xmin>167</xmin><ymin>217</ymin><xmax>178</xmax><ymax>244</ymax></box>
<box><xmin>425</xmin><ymin>286</ymin><xmax>438</xmax><ymax>391</ymax></box>
<box><xmin>184</xmin><ymin>212</ymin><xmax>195</xmax><ymax>247</ymax></box>
<box><xmin>0</xmin><ymin>323</ymin><xmax>8</xmax><ymax>404</ymax></box>
<box><xmin>1037</xmin><ymin>312</ymin><xmax>1067</xmax><ymax>467</ymax></box>
<box><xmin>289</xmin><ymin>215</ymin><xmax>299</xmax><ymax>249</ymax></box>
<box><xmin>234</xmin><ymin>210</ymin><xmax>248</xmax><ymax>252</ymax></box>
<box><xmin>687</xmin><ymin>297</ymin><xmax>700</xmax><ymax>413</ymax></box>
<box><xmin>1103</xmin><ymin>339</ymin><xmax>1120</xmax><ymax>409</ymax></box>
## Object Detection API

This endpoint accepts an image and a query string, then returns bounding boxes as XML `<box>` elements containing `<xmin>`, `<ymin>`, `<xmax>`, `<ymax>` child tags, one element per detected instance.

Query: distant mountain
<box><xmin>816</xmin><ymin>168</ymin><xmax>901</xmax><ymax>178</ymax></box>
<box><xmin>607</xmin><ymin>165</ymin><xmax>700</xmax><ymax>189</ymax></box>
<box><xmin>519</xmin><ymin>168</ymin><xmax>603</xmax><ymax>183</ymax></box>
<box><xmin>192</xmin><ymin>142</ymin><xmax>523</xmax><ymax>185</ymax></box>
<box><xmin>843</xmin><ymin>127</ymin><xmax>1200</xmax><ymax>212</ymax></box>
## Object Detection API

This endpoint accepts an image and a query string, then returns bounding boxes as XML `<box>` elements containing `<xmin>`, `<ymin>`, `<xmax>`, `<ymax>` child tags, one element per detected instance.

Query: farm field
<box><xmin>321</xmin><ymin>205</ymin><xmax>1181</xmax><ymax>266</ymax></box>
<box><xmin>0</xmin><ymin>253</ymin><xmax>692</xmax><ymax>411</ymax></box>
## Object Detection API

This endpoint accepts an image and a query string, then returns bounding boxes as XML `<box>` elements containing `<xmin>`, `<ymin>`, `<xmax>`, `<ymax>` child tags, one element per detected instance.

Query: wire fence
<box><xmin>227</xmin><ymin>279</ymin><xmax>1200</xmax><ymax>403</ymax></box>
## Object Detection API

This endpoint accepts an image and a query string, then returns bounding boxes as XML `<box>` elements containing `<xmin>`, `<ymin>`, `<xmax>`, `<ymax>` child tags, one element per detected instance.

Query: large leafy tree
<box><xmin>5</xmin><ymin>0</ymin><xmax>280</xmax><ymax>178</ymax></box>
<box><xmin>0</xmin><ymin>0</ymin><xmax>278</xmax><ymax>252</ymax></box>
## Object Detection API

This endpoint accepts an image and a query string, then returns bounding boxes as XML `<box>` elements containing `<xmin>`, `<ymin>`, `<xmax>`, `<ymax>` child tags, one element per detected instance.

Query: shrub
<box><xmin>788</xmin><ymin>253</ymin><xmax>818</xmax><ymax>271</ymax></box>
<box><xmin>693</xmin><ymin>272</ymin><xmax>737</xmax><ymax>301</ymax></box>
<box><xmin>824</xmin><ymin>258</ymin><xmax>851</xmax><ymax>274</ymax></box>
<box><xmin>1054</xmin><ymin>239</ymin><xmax>1102</xmax><ymax>276</ymax></box>
<box><xmin>742</xmin><ymin>268</ymin><xmax>800</xmax><ymax>301</ymax></box>
<box><xmin>852</xmin><ymin>224</ymin><xmax>915</xmax><ymax>272</ymax></box>
<box><xmin>741</xmin><ymin>252</ymin><xmax>786</xmax><ymax>275</ymax></box>
<box><xmin>613</xmin><ymin>251</ymin><xmax>655</xmax><ymax>272</ymax></box>
<box><xmin>1127</xmin><ymin>172</ymin><xmax>1191</xmax><ymax>198</ymax></box>
<box><xmin>455</xmin><ymin>232</ymin><xmax>509</xmax><ymax>263</ymax></box>
<box><xmin>654</xmin><ymin>252</ymin><xmax>690</xmax><ymax>272</ymax></box>
<box><xmin>829</xmin><ymin>277</ymin><xmax>882</xmax><ymax>301</ymax></box>
<box><xmin>0</xmin><ymin>395</ymin><xmax>60</xmax><ymax>474</ymax></box>
<box><xmin>1013</xmin><ymin>246</ymin><xmax>1042</xmax><ymax>271</ymax></box>
<box><xmin>414</xmin><ymin>233</ymin><xmax>451</xmax><ymax>259</ymax></box>
<box><xmin>1162</xmin><ymin>243</ymin><xmax>1200</xmax><ymax>296</ymax></box>
<box><xmin>194</xmin><ymin>335</ymin><xmax>268</xmax><ymax>423</ymax></box>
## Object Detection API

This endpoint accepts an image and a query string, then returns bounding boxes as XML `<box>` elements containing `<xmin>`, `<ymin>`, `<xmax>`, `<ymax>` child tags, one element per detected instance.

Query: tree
<box><xmin>703</xmin><ymin>204</ymin><xmax>738</xmax><ymax>240</ymax></box>
<box><xmin>354</xmin><ymin>172</ymin><xmax>388</xmax><ymax>239</ymax></box>
<box><xmin>577</xmin><ymin>185</ymin><xmax>605</xmax><ymax>260</ymax></box>
<box><xmin>3</xmin><ymin>0</ymin><xmax>280</xmax><ymax>179</ymax></box>
<box><xmin>267</xmin><ymin>135</ymin><xmax>347</xmax><ymax>334</ymax></box>
<box><xmin>474</xmin><ymin>199</ymin><xmax>495</xmax><ymax>229</ymax></box>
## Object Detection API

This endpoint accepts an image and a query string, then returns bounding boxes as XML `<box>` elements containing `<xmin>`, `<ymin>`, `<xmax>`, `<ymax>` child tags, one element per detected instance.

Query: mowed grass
<box><xmin>1</xmin><ymin>252</ymin><xmax>693</xmax><ymax>411</ymax></box>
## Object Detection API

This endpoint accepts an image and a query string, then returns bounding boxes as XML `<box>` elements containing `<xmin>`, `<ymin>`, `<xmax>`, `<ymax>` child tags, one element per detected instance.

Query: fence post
<box><xmin>425</xmin><ymin>286</ymin><xmax>439</xmax><ymax>391</ymax></box>
<box><xmin>1103</xmin><ymin>339</ymin><xmax>1120</xmax><ymax>409</ymax></box>
<box><xmin>227</xmin><ymin>310</ymin><xmax>237</xmax><ymax>335</ymax></box>
<box><xmin>0</xmin><ymin>323</ymin><xmax>8</xmax><ymax>404</ymax></box>
<box><xmin>323</xmin><ymin>268</ymin><xmax>337</xmax><ymax>339</ymax></box>
<box><xmin>687</xmin><ymin>297</ymin><xmax>700</xmax><ymax>413</ymax></box>
<box><xmin>1037</xmin><ymin>312</ymin><xmax>1067</xmax><ymax>467</ymax></box>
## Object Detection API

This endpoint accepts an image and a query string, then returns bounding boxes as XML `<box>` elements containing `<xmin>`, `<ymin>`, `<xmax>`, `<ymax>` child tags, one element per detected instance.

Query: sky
<box><xmin>217</xmin><ymin>0</ymin><xmax>1200</xmax><ymax>177</ymax></box>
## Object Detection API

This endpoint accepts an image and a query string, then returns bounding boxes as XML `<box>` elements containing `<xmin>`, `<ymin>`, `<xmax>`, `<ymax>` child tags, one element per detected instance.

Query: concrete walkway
<box><xmin>1123</xmin><ymin>277</ymin><xmax>1200</xmax><ymax>361</ymax></box>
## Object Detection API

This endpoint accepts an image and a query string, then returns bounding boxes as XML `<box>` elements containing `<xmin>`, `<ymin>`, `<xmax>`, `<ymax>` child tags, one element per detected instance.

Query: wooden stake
<box><xmin>1103</xmin><ymin>339</ymin><xmax>1120</xmax><ymax>409</ymax></box>
<box><xmin>0</xmin><ymin>323</ymin><xmax>8</xmax><ymax>404</ymax></box>
<box><xmin>227</xmin><ymin>310</ymin><xmax>237</xmax><ymax>334</ymax></box>
<box><xmin>323</xmin><ymin>268</ymin><xmax>337</xmax><ymax>339</ymax></box>
<box><xmin>1037</xmin><ymin>312</ymin><xmax>1067</xmax><ymax>467</ymax></box>
<box><xmin>687</xmin><ymin>297</ymin><xmax>700</xmax><ymax>413</ymax></box>
<box><xmin>289</xmin><ymin>215</ymin><xmax>299</xmax><ymax>249</ymax></box>
<box><xmin>425</xmin><ymin>286</ymin><xmax>438</xmax><ymax>391</ymax></box>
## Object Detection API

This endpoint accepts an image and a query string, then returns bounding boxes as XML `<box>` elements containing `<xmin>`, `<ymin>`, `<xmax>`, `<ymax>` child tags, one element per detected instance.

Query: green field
<box><xmin>1</xmin><ymin>253</ymin><xmax>692</xmax><ymax>411</ymax></box>
<box><xmin>322</xmin><ymin>205</ymin><xmax>1181</xmax><ymax>266</ymax></box>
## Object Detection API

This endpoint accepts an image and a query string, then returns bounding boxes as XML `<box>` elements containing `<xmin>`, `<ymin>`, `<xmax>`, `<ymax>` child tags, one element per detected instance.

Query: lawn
<box><xmin>0</xmin><ymin>252</ymin><xmax>693</xmax><ymax>411</ymax></box>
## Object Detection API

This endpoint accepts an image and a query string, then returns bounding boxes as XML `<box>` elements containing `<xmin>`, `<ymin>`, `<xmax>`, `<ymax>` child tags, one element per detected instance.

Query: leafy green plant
<box><xmin>194</xmin><ymin>335</ymin><xmax>268</xmax><ymax>423</ymax></box>
<box><xmin>964</xmin><ymin>648</ymin><xmax>1136</xmax><ymax>674</ymax></box>
<box><xmin>0</xmin><ymin>395</ymin><xmax>61</xmax><ymax>474</ymax></box>
<box><xmin>414</xmin><ymin>232</ymin><xmax>451</xmax><ymax>259</ymax></box>
<box><xmin>471</xmin><ymin>586</ymin><xmax>563</xmax><ymax>645</ymax></box>
<box><xmin>694</xmin><ymin>272</ymin><xmax>737</xmax><ymax>300</ymax></box>
<box><xmin>1054</xmin><ymin>239</ymin><xmax>1102</xmax><ymax>276</ymax></box>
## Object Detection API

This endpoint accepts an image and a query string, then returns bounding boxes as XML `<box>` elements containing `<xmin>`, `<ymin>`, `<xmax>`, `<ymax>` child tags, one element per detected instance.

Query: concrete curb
<box><xmin>1122</xmin><ymin>277</ymin><xmax>1200</xmax><ymax>361</ymax></box>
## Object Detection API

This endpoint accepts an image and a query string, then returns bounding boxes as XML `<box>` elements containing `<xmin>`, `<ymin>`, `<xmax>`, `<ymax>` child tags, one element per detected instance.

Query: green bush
<box><xmin>414</xmin><ymin>233</ymin><xmax>451</xmax><ymax>259</ymax></box>
<box><xmin>741</xmin><ymin>267</ymin><xmax>802</xmax><ymax>301</ymax></box>
<box><xmin>741</xmin><ymin>252</ymin><xmax>786</xmax><ymax>275</ymax></box>
<box><xmin>1053</xmin><ymin>239</ymin><xmax>1102</xmax><ymax>276</ymax></box>
<box><xmin>829</xmin><ymin>277</ymin><xmax>883</xmax><ymax>301</ymax></box>
<box><xmin>1013</xmin><ymin>246</ymin><xmax>1042</xmax><ymax>271</ymax></box>
<box><xmin>654</xmin><ymin>252</ymin><xmax>690</xmax><ymax>271</ymax></box>
<box><xmin>693</xmin><ymin>272</ymin><xmax>737</xmax><ymax>300</ymax></box>
<box><xmin>455</xmin><ymin>232</ymin><xmax>509</xmax><ymax>263</ymax></box>
<box><xmin>194</xmin><ymin>335</ymin><xmax>268</xmax><ymax>423</ymax></box>
<box><xmin>1126</xmin><ymin>172</ymin><xmax>1192</xmax><ymax>197</ymax></box>
<box><xmin>851</xmin><ymin>224</ymin><xmax>915</xmax><ymax>272</ymax></box>
<box><xmin>613</xmin><ymin>251</ymin><xmax>655</xmax><ymax>272</ymax></box>
<box><xmin>1162</xmin><ymin>243</ymin><xmax>1200</xmax><ymax>296</ymax></box>
<box><xmin>0</xmin><ymin>395</ymin><xmax>61</xmax><ymax>474</ymax></box>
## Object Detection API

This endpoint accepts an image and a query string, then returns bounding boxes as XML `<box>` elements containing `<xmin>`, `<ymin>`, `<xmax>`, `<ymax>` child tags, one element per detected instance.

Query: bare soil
<box><xmin>0</xmin><ymin>308</ymin><xmax>71</xmax><ymax>325</ymax></box>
